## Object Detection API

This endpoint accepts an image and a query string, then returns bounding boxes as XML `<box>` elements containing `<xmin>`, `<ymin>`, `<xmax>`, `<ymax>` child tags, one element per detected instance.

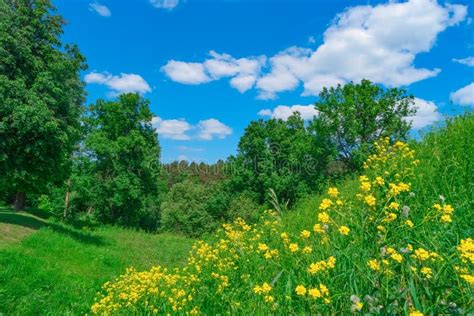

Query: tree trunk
<box><xmin>63</xmin><ymin>180</ymin><xmax>71</xmax><ymax>218</ymax></box>
<box><xmin>14</xmin><ymin>191</ymin><xmax>26</xmax><ymax>210</ymax></box>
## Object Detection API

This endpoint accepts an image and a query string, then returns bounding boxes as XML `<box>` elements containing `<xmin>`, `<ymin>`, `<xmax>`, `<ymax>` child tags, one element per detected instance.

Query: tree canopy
<box><xmin>83</xmin><ymin>93</ymin><xmax>163</xmax><ymax>229</ymax></box>
<box><xmin>311</xmin><ymin>79</ymin><xmax>415</xmax><ymax>169</ymax></box>
<box><xmin>0</xmin><ymin>0</ymin><xmax>86</xmax><ymax>209</ymax></box>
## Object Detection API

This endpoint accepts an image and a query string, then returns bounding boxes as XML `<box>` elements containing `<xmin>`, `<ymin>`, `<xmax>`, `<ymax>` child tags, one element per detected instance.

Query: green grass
<box><xmin>0</xmin><ymin>208</ymin><xmax>194</xmax><ymax>315</ymax></box>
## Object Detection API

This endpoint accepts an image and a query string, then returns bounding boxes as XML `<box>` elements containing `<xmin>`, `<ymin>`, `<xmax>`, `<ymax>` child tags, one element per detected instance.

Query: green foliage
<box><xmin>227</xmin><ymin>191</ymin><xmax>263</xmax><ymax>223</ymax></box>
<box><xmin>0</xmin><ymin>0</ymin><xmax>86</xmax><ymax>207</ymax></box>
<box><xmin>230</xmin><ymin>112</ymin><xmax>333</xmax><ymax>205</ymax></box>
<box><xmin>312</xmin><ymin>79</ymin><xmax>414</xmax><ymax>169</ymax></box>
<box><xmin>82</xmin><ymin>93</ymin><xmax>163</xmax><ymax>229</ymax></box>
<box><xmin>161</xmin><ymin>180</ymin><xmax>220</xmax><ymax>237</ymax></box>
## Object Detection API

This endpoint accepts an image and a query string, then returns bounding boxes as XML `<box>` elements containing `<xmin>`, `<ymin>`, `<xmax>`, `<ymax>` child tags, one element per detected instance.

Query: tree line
<box><xmin>0</xmin><ymin>0</ymin><xmax>416</xmax><ymax>236</ymax></box>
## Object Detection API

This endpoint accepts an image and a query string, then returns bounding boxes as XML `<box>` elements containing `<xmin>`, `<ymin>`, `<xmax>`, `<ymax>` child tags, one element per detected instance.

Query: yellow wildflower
<box><xmin>318</xmin><ymin>212</ymin><xmax>330</xmax><ymax>224</ymax></box>
<box><xmin>319</xmin><ymin>198</ymin><xmax>333</xmax><ymax>211</ymax></box>
<box><xmin>289</xmin><ymin>243</ymin><xmax>299</xmax><ymax>253</ymax></box>
<box><xmin>295</xmin><ymin>285</ymin><xmax>307</xmax><ymax>296</ymax></box>
<box><xmin>440</xmin><ymin>214</ymin><xmax>452</xmax><ymax>223</ymax></box>
<box><xmin>300</xmin><ymin>230</ymin><xmax>311</xmax><ymax>239</ymax></box>
<box><xmin>368</xmin><ymin>259</ymin><xmax>380</xmax><ymax>271</ymax></box>
<box><xmin>420</xmin><ymin>267</ymin><xmax>433</xmax><ymax>279</ymax></box>
<box><xmin>375</xmin><ymin>176</ymin><xmax>385</xmax><ymax>186</ymax></box>
<box><xmin>364</xmin><ymin>195</ymin><xmax>376</xmax><ymax>207</ymax></box>
<box><xmin>460</xmin><ymin>274</ymin><xmax>474</xmax><ymax>284</ymax></box>
<box><xmin>339</xmin><ymin>225</ymin><xmax>350</xmax><ymax>236</ymax></box>
<box><xmin>308</xmin><ymin>288</ymin><xmax>321</xmax><ymax>298</ymax></box>
<box><xmin>313</xmin><ymin>223</ymin><xmax>325</xmax><ymax>233</ymax></box>
<box><xmin>328</xmin><ymin>187</ymin><xmax>339</xmax><ymax>198</ymax></box>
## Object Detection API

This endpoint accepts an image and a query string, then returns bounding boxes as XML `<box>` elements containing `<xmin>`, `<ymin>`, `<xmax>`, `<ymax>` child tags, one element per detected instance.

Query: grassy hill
<box><xmin>0</xmin><ymin>208</ymin><xmax>194</xmax><ymax>315</ymax></box>
<box><xmin>0</xmin><ymin>113</ymin><xmax>472</xmax><ymax>315</ymax></box>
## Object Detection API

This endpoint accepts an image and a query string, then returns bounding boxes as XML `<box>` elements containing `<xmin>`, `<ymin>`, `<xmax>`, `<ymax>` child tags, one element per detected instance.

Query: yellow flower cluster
<box><xmin>307</xmin><ymin>256</ymin><xmax>336</xmax><ymax>274</ymax></box>
<box><xmin>433</xmin><ymin>203</ymin><xmax>454</xmax><ymax>223</ymax></box>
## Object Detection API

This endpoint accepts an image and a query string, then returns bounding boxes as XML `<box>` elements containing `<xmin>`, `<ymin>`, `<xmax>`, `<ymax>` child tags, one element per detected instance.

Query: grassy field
<box><xmin>0</xmin><ymin>207</ymin><xmax>194</xmax><ymax>315</ymax></box>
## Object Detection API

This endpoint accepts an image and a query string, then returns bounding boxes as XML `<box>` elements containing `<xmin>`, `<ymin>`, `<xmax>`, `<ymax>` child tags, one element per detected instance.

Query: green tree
<box><xmin>230</xmin><ymin>112</ymin><xmax>333</xmax><ymax>205</ymax></box>
<box><xmin>84</xmin><ymin>93</ymin><xmax>162</xmax><ymax>229</ymax></box>
<box><xmin>312</xmin><ymin>79</ymin><xmax>415</xmax><ymax>169</ymax></box>
<box><xmin>0</xmin><ymin>0</ymin><xmax>86</xmax><ymax>209</ymax></box>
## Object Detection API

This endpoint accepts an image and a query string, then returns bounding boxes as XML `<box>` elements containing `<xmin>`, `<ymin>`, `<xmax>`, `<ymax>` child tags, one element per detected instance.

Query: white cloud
<box><xmin>256</xmin><ymin>0</ymin><xmax>466</xmax><ymax>98</ymax></box>
<box><xmin>308</xmin><ymin>36</ymin><xmax>316</xmax><ymax>44</ymax></box>
<box><xmin>89</xmin><ymin>2</ymin><xmax>111</xmax><ymax>17</ymax></box>
<box><xmin>453</xmin><ymin>57</ymin><xmax>474</xmax><ymax>67</ymax></box>
<box><xmin>84</xmin><ymin>71</ymin><xmax>151</xmax><ymax>95</ymax></box>
<box><xmin>162</xmin><ymin>0</ymin><xmax>467</xmax><ymax>99</ymax></box>
<box><xmin>161</xmin><ymin>61</ymin><xmax>211</xmax><ymax>84</ymax></box>
<box><xmin>405</xmin><ymin>97</ymin><xmax>442</xmax><ymax>130</ymax></box>
<box><xmin>162</xmin><ymin>51</ymin><xmax>266</xmax><ymax>92</ymax></box>
<box><xmin>152</xmin><ymin>117</ymin><xmax>232</xmax><ymax>141</ymax></box>
<box><xmin>258</xmin><ymin>104</ymin><xmax>318</xmax><ymax>121</ymax></box>
<box><xmin>450</xmin><ymin>82</ymin><xmax>474</xmax><ymax>106</ymax></box>
<box><xmin>197</xmin><ymin>119</ymin><xmax>233</xmax><ymax>140</ymax></box>
<box><xmin>151</xmin><ymin>117</ymin><xmax>192</xmax><ymax>140</ymax></box>
<box><xmin>150</xmin><ymin>0</ymin><xmax>179</xmax><ymax>10</ymax></box>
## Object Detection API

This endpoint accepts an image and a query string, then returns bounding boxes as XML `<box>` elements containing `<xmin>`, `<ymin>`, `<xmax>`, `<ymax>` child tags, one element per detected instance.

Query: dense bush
<box><xmin>160</xmin><ymin>180</ymin><xmax>219</xmax><ymax>237</ymax></box>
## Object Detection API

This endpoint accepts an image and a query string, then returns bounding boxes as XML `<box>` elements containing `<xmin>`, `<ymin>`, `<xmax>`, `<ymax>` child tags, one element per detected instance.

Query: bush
<box><xmin>160</xmin><ymin>180</ymin><xmax>218</xmax><ymax>237</ymax></box>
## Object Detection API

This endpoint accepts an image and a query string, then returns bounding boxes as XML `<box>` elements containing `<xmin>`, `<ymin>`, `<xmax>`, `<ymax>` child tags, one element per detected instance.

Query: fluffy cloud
<box><xmin>151</xmin><ymin>117</ymin><xmax>192</xmax><ymax>140</ymax></box>
<box><xmin>258</xmin><ymin>104</ymin><xmax>318</xmax><ymax>121</ymax></box>
<box><xmin>197</xmin><ymin>119</ymin><xmax>233</xmax><ymax>140</ymax></box>
<box><xmin>89</xmin><ymin>2</ymin><xmax>111</xmax><ymax>17</ymax></box>
<box><xmin>161</xmin><ymin>0</ymin><xmax>467</xmax><ymax>99</ymax></box>
<box><xmin>161</xmin><ymin>61</ymin><xmax>211</xmax><ymax>85</ymax></box>
<box><xmin>405</xmin><ymin>97</ymin><xmax>442</xmax><ymax>130</ymax></box>
<box><xmin>84</xmin><ymin>72</ymin><xmax>151</xmax><ymax>95</ymax></box>
<box><xmin>453</xmin><ymin>57</ymin><xmax>474</xmax><ymax>67</ymax></box>
<box><xmin>162</xmin><ymin>51</ymin><xmax>266</xmax><ymax>92</ymax></box>
<box><xmin>450</xmin><ymin>83</ymin><xmax>474</xmax><ymax>106</ymax></box>
<box><xmin>256</xmin><ymin>0</ymin><xmax>466</xmax><ymax>98</ymax></box>
<box><xmin>152</xmin><ymin>117</ymin><xmax>232</xmax><ymax>141</ymax></box>
<box><xmin>150</xmin><ymin>0</ymin><xmax>179</xmax><ymax>10</ymax></box>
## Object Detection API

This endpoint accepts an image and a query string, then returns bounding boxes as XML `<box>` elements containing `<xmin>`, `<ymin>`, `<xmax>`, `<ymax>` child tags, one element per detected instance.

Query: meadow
<box><xmin>0</xmin><ymin>209</ymin><xmax>193</xmax><ymax>315</ymax></box>
<box><xmin>1</xmin><ymin>113</ymin><xmax>472</xmax><ymax>315</ymax></box>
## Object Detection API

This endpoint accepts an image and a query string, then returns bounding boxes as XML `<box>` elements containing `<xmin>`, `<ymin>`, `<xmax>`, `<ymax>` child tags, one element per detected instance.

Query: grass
<box><xmin>0</xmin><ymin>207</ymin><xmax>194</xmax><ymax>315</ymax></box>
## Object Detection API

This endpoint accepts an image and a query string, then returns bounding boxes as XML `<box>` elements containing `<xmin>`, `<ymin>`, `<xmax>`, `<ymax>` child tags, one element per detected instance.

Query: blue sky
<box><xmin>54</xmin><ymin>0</ymin><xmax>473</xmax><ymax>163</ymax></box>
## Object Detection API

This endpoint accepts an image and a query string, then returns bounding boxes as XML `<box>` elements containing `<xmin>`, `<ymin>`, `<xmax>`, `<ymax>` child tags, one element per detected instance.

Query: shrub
<box><xmin>160</xmin><ymin>180</ymin><xmax>218</xmax><ymax>237</ymax></box>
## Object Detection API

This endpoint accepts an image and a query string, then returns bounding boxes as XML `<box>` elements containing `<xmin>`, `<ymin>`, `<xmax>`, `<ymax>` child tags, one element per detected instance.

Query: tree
<box><xmin>311</xmin><ymin>79</ymin><xmax>415</xmax><ymax>169</ymax></box>
<box><xmin>84</xmin><ymin>93</ymin><xmax>162</xmax><ymax>229</ymax></box>
<box><xmin>229</xmin><ymin>112</ymin><xmax>333</xmax><ymax>205</ymax></box>
<box><xmin>0</xmin><ymin>0</ymin><xmax>86</xmax><ymax>209</ymax></box>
